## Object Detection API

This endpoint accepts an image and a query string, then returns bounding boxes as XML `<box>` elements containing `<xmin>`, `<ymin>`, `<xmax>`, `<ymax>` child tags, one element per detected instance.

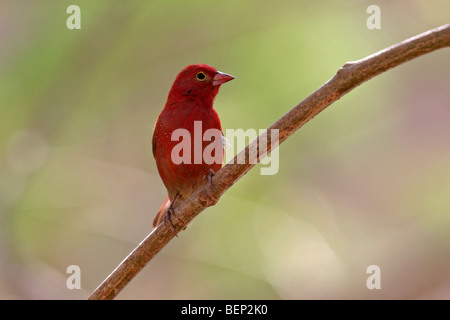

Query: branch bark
<box><xmin>88</xmin><ymin>23</ymin><xmax>450</xmax><ymax>300</ymax></box>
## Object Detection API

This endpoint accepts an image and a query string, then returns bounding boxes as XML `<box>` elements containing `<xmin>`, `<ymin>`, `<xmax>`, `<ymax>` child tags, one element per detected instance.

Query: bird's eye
<box><xmin>195</xmin><ymin>71</ymin><xmax>207</xmax><ymax>81</ymax></box>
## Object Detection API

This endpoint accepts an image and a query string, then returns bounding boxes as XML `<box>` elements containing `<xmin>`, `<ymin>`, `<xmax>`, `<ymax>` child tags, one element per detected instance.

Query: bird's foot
<box><xmin>200</xmin><ymin>169</ymin><xmax>219</xmax><ymax>207</ymax></box>
<box><xmin>163</xmin><ymin>195</ymin><xmax>186</xmax><ymax>237</ymax></box>
<box><xmin>204</xmin><ymin>169</ymin><xmax>216</xmax><ymax>185</ymax></box>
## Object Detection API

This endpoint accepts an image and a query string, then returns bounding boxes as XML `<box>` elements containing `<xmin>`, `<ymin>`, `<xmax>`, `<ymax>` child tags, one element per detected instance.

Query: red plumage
<box><xmin>152</xmin><ymin>64</ymin><xmax>234</xmax><ymax>227</ymax></box>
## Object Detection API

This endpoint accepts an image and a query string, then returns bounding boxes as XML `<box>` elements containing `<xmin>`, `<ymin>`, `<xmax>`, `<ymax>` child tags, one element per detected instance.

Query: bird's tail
<box><xmin>153</xmin><ymin>195</ymin><xmax>171</xmax><ymax>228</ymax></box>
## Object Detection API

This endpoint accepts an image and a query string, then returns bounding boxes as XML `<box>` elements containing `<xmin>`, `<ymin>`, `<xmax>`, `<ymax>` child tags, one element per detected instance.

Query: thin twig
<box><xmin>88</xmin><ymin>23</ymin><xmax>450</xmax><ymax>300</ymax></box>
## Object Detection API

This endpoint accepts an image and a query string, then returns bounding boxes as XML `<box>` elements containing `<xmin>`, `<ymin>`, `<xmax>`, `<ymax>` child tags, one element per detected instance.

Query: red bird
<box><xmin>152</xmin><ymin>64</ymin><xmax>234</xmax><ymax>229</ymax></box>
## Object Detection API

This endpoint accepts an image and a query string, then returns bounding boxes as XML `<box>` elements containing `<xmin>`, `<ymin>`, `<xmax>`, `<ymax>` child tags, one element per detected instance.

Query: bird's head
<box><xmin>167</xmin><ymin>64</ymin><xmax>234</xmax><ymax>106</ymax></box>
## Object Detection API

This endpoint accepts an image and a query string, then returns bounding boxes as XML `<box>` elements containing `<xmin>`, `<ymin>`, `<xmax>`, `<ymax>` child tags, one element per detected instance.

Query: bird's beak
<box><xmin>213</xmin><ymin>71</ymin><xmax>235</xmax><ymax>86</ymax></box>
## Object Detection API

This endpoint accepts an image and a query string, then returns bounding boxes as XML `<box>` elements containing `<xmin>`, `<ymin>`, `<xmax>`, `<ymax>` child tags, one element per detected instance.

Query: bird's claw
<box><xmin>204</xmin><ymin>169</ymin><xmax>216</xmax><ymax>185</ymax></box>
<box><xmin>163</xmin><ymin>207</ymin><xmax>178</xmax><ymax>236</ymax></box>
<box><xmin>163</xmin><ymin>201</ymin><xmax>186</xmax><ymax>237</ymax></box>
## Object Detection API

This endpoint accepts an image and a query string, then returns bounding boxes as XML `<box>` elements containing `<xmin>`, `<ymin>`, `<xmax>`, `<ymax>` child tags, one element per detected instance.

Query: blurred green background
<box><xmin>0</xmin><ymin>0</ymin><xmax>449</xmax><ymax>299</ymax></box>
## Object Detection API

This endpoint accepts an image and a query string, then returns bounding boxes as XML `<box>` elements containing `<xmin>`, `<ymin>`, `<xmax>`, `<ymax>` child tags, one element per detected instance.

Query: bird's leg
<box><xmin>163</xmin><ymin>193</ymin><xmax>186</xmax><ymax>236</ymax></box>
<box><xmin>199</xmin><ymin>169</ymin><xmax>219</xmax><ymax>207</ymax></box>
<box><xmin>205</xmin><ymin>168</ymin><xmax>216</xmax><ymax>185</ymax></box>
<box><xmin>163</xmin><ymin>204</ymin><xmax>177</xmax><ymax>236</ymax></box>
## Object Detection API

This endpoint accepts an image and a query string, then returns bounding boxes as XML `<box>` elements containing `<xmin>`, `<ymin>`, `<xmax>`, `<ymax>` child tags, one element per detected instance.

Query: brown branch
<box><xmin>88</xmin><ymin>23</ymin><xmax>450</xmax><ymax>300</ymax></box>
